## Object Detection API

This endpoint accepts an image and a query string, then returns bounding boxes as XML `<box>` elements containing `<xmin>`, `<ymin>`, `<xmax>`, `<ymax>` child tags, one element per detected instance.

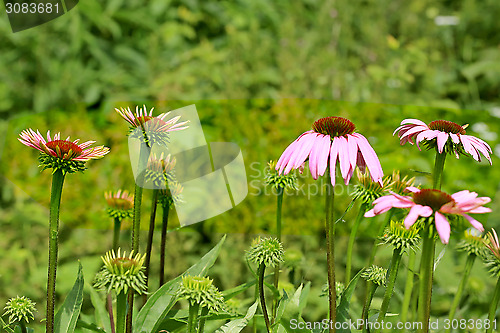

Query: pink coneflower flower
<box><xmin>115</xmin><ymin>105</ymin><xmax>189</xmax><ymax>146</ymax></box>
<box><xmin>18</xmin><ymin>129</ymin><xmax>109</xmax><ymax>173</ymax></box>
<box><xmin>276</xmin><ymin>116</ymin><xmax>383</xmax><ymax>186</ymax></box>
<box><xmin>394</xmin><ymin>119</ymin><xmax>492</xmax><ymax>164</ymax></box>
<box><xmin>365</xmin><ymin>187</ymin><xmax>491</xmax><ymax>244</ymax></box>
<box><xmin>105</xmin><ymin>189</ymin><xmax>134</xmax><ymax>211</ymax></box>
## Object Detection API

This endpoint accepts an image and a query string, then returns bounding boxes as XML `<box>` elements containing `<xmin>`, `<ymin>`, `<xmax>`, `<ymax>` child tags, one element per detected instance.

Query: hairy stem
<box><xmin>325</xmin><ymin>179</ymin><xmax>336</xmax><ymax>332</ymax></box>
<box><xmin>197</xmin><ymin>307</ymin><xmax>209</xmax><ymax>333</ymax></box>
<box><xmin>417</xmin><ymin>226</ymin><xmax>436</xmax><ymax>333</ymax></box>
<box><xmin>187</xmin><ymin>303</ymin><xmax>200</xmax><ymax>333</ymax></box>
<box><xmin>46</xmin><ymin>169</ymin><xmax>65</xmax><ymax>333</ymax></box>
<box><xmin>159</xmin><ymin>204</ymin><xmax>170</xmax><ymax>287</ymax></box>
<box><xmin>375</xmin><ymin>248</ymin><xmax>403</xmax><ymax>332</ymax></box>
<box><xmin>258</xmin><ymin>263</ymin><xmax>272</xmax><ymax>333</ymax></box>
<box><xmin>433</xmin><ymin>151</ymin><xmax>446</xmax><ymax>190</ymax></box>
<box><xmin>272</xmin><ymin>188</ymin><xmax>284</xmax><ymax>322</ymax></box>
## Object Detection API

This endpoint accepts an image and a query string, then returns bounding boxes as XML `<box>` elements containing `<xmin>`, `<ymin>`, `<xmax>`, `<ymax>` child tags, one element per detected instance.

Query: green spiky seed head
<box><xmin>382</xmin><ymin>220</ymin><xmax>420</xmax><ymax>253</ymax></box>
<box><xmin>456</xmin><ymin>229</ymin><xmax>487</xmax><ymax>257</ymax></box>
<box><xmin>157</xmin><ymin>181</ymin><xmax>184</xmax><ymax>208</ymax></box>
<box><xmin>265</xmin><ymin>160</ymin><xmax>298</xmax><ymax>191</ymax></box>
<box><xmin>246</xmin><ymin>237</ymin><xmax>284</xmax><ymax>268</ymax></box>
<box><xmin>352</xmin><ymin>169</ymin><xmax>392</xmax><ymax>204</ymax></box>
<box><xmin>94</xmin><ymin>249</ymin><xmax>147</xmax><ymax>295</ymax></box>
<box><xmin>390</xmin><ymin>171</ymin><xmax>417</xmax><ymax>196</ymax></box>
<box><xmin>177</xmin><ymin>275</ymin><xmax>226</xmax><ymax>313</ymax></box>
<box><xmin>4</xmin><ymin>296</ymin><xmax>36</xmax><ymax>324</ymax></box>
<box><xmin>361</xmin><ymin>265</ymin><xmax>387</xmax><ymax>286</ymax></box>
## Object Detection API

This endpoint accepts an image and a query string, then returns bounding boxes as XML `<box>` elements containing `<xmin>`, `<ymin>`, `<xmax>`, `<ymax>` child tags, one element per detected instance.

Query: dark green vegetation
<box><xmin>1</xmin><ymin>0</ymin><xmax>500</xmax><ymax>332</ymax></box>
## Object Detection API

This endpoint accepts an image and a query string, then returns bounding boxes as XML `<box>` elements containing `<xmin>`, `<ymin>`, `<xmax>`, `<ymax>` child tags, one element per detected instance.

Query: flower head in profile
<box><xmin>157</xmin><ymin>181</ymin><xmax>184</xmax><ymax>208</ymax></box>
<box><xmin>177</xmin><ymin>275</ymin><xmax>226</xmax><ymax>313</ymax></box>
<box><xmin>394</xmin><ymin>119</ymin><xmax>492</xmax><ymax>164</ymax></box>
<box><xmin>105</xmin><ymin>190</ymin><xmax>134</xmax><ymax>221</ymax></box>
<box><xmin>94</xmin><ymin>249</ymin><xmax>147</xmax><ymax>295</ymax></box>
<box><xmin>3</xmin><ymin>296</ymin><xmax>36</xmax><ymax>324</ymax></box>
<box><xmin>276</xmin><ymin>116</ymin><xmax>383</xmax><ymax>186</ymax></box>
<box><xmin>456</xmin><ymin>229</ymin><xmax>486</xmax><ymax>257</ymax></box>
<box><xmin>365</xmin><ymin>187</ymin><xmax>491</xmax><ymax>244</ymax></box>
<box><xmin>265</xmin><ymin>160</ymin><xmax>298</xmax><ymax>191</ymax></box>
<box><xmin>145</xmin><ymin>153</ymin><xmax>177</xmax><ymax>187</ymax></box>
<box><xmin>18</xmin><ymin>129</ymin><xmax>109</xmax><ymax>174</ymax></box>
<box><xmin>483</xmin><ymin>229</ymin><xmax>500</xmax><ymax>277</ymax></box>
<box><xmin>115</xmin><ymin>105</ymin><xmax>188</xmax><ymax>146</ymax></box>
<box><xmin>361</xmin><ymin>265</ymin><xmax>387</xmax><ymax>286</ymax></box>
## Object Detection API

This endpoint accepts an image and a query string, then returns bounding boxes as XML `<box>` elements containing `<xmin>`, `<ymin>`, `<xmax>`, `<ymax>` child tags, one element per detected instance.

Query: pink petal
<box><xmin>329</xmin><ymin>137</ymin><xmax>340</xmax><ymax>186</ymax></box>
<box><xmin>450</xmin><ymin>133</ymin><xmax>460</xmax><ymax>144</ymax></box>
<box><xmin>462</xmin><ymin>214</ymin><xmax>485</xmax><ymax>232</ymax></box>
<box><xmin>400</xmin><ymin>126</ymin><xmax>428</xmax><ymax>140</ymax></box>
<box><xmin>364</xmin><ymin>209</ymin><xmax>376</xmax><ymax>217</ymax></box>
<box><xmin>434</xmin><ymin>212</ymin><xmax>451</xmax><ymax>244</ymax></box>
<box><xmin>404</xmin><ymin>205</ymin><xmax>422</xmax><ymax>229</ymax></box>
<box><xmin>308</xmin><ymin>136</ymin><xmax>321</xmax><ymax>180</ymax></box>
<box><xmin>405</xmin><ymin>186</ymin><xmax>420</xmax><ymax>193</ymax></box>
<box><xmin>317</xmin><ymin>135</ymin><xmax>332</xmax><ymax>178</ymax></box>
<box><xmin>437</xmin><ymin>132</ymin><xmax>449</xmax><ymax>153</ymax></box>
<box><xmin>401</xmin><ymin>118</ymin><xmax>428</xmax><ymax>126</ymax></box>
<box><xmin>352</xmin><ymin>133</ymin><xmax>383</xmax><ymax>184</ymax></box>
<box><xmin>277</xmin><ymin>139</ymin><xmax>301</xmax><ymax>174</ymax></box>
<box><xmin>337</xmin><ymin>136</ymin><xmax>351</xmax><ymax>182</ymax></box>
<box><xmin>460</xmin><ymin>136</ymin><xmax>480</xmax><ymax>161</ymax></box>
<box><xmin>291</xmin><ymin>133</ymin><xmax>318</xmax><ymax>169</ymax></box>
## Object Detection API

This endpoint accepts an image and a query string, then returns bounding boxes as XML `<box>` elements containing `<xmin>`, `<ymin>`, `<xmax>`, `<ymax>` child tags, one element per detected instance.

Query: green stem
<box><xmin>401</xmin><ymin>250</ymin><xmax>417</xmax><ymax>322</ymax></box>
<box><xmin>143</xmin><ymin>189</ymin><xmax>159</xmax><ymax>304</ymax></box>
<box><xmin>187</xmin><ymin>303</ymin><xmax>200</xmax><ymax>333</ymax></box>
<box><xmin>116</xmin><ymin>292</ymin><xmax>128</xmax><ymax>333</ymax></box>
<box><xmin>375</xmin><ymin>249</ymin><xmax>403</xmax><ymax>332</ymax></box>
<box><xmin>346</xmin><ymin>203</ymin><xmax>367</xmax><ymax>282</ymax></box>
<box><xmin>107</xmin><ymin>293</ymin><xmax>116</xmax><ymax>333</ymax></box>
<box><xmin>197</xmin><ymin>308</ymin><xmax>209</xmax><ymax>333</ymax></box>
<box><xmin>113</xmin><ymin>217</ymin><xmax>121</xmax><ymax>251</ymax></box>
<box><xmin>432</xmin><ymin>151</ymin><xmax>446</xmax><ymax>190</ymax></box>
<box><xmin>446</xmin><ymin>254</ymin><xmax>476</xmax><ymax>332</ymax></box>
<box><xmin>272</xmin><ymin>188</ymin><xmax>284</xmax><ymax>322</ymax></box>
<box><xmin>417</xmin><ymin>227</ymin><xmax>436</xmax><ymax>333</ymax></box>
<box><xmin>159</xmin><ymin>204</ymin><xmax>170</xmax><ymax>287</ymax></box>
<box><xmin>368</xmin><ymin>210</ymin><xmax>394</xmax><ymax>267</ymax></box>
<box><xmin>126</xmin><ymin>142</ymin><xmax>149</xmax><ymax>333</ymax></box>
<box><xmin>325</xmin><ymin>178</ymin><xmax>336</xmax><ymax>333</ymax></box>
<box><xmin>46</xmin><ymin>169</ymin><xmax>66</xmax><ymax>333</ymax></box>
<box><xmin>486</xmin><ymin>276</ymin><xmax>500</xmax><ymax>333</ymax></box>
<box><xmin>258</xmin><ymin>263</ymin><xmax>271</xmax><ymax>333</ymax></box>
<box><xmin>360</xmin><ymin>281</ymin><xmax>377</xmax><ymax>332</ymax></box>
<box><xmin>19</xmin><ymin>321</ymin><xmax>27</xmax><ymax>333</ymax></box>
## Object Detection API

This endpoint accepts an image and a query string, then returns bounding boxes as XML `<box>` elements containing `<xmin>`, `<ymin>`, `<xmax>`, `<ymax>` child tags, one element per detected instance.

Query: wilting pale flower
<box><xmin>115</xmin><ymin>105</ymin><xmax>188</xmax><ymax>146</ymax></box>
<box><xmin>105</xmin><ymin>189</ymin><xmax>134</xmax><ymax>221</ymax></box>
<box><xmin>365</xmin><ymin>187</ymin><xmax>491</xmax><ymax>244</ymax></box>
<box><xmin>276</xmin><ymin>117</ymin><xmax>383</xmax><ymax>186</ymax></box>
<box><xmin>18</xmin><ymin>129</ymin><xmax>109</xmax><ymax>173</ymax></box>
<box><xmin>394</xmin><ymin>119</ymin><xmax>492</xmax><ymax>164</ymax></box>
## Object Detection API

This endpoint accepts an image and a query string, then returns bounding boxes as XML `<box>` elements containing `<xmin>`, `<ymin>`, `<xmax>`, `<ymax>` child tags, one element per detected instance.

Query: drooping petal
<box><xmin>437</xmin><ymin>132</ymin><xmax>449</xmax><ymax>153</ymax></box>
<box><xmin>317</xmin><ymin>135</ymin><xmax>332</xmax><ymax>177</ymax></box>
<box><xmin>401</xmin><ymin>118</ymin><xmax>428</xmax><ymax>127</ymax></box>
<box><xmin>277</xmin><ymin>138</ymin><xmax>301</xmax><ymax>174</ymax></box>
<box><xmin>337</xmin><ymin>136</ymin><xmax>351</xmax><ymax>182</ymax></box>
<box><xmin>434</xmin><ymin>212</ymin><xmax>451</xmax><ymax>244</ymax></box>
<box><xmin>352</xmin><ymin>133</ymin><xmax>383</xmax><ymax>184</ymax></box>
<box><xmin>460</xmin><ymin>136</ymin><xmax>480</xmax><ymax>161</ymax></box>
<box><xmin>329</xmin><ymin>137</ymin><xmax>340</xmax><ymax>186</ymax></box>
<box><xmin>403</xmin><ymin>204</ymin><xmax>424</xmax><ymax>229</ymax></box>
<box><xmin>462</xmin><ymin>213</ymin><xmax>485</xmax><ymax>232</ymax></box>
<box><xmin>308</xmin><ymin>135</ymin><xmax>322</xmax><ymax>179</ymax></box>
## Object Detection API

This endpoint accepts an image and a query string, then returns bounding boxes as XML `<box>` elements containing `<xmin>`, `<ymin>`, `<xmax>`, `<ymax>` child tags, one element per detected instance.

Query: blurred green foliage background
<box><xmin>1</xmin><ymin>0</ymin><xmax>500</xmax><ymax>331</ymax></box>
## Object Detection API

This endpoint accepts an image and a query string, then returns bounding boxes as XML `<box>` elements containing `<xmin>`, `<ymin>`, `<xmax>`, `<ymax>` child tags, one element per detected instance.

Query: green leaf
<box><xmin>222</xmin><ymin>279</ymin><xmax>257</xmax><ymax>300</ymax></box>
<box><xmin>88</xmin><ymin>283</ymin><xmax>112</xmax><ymax>333</ymax></box>
<box><xmin>277</xmin><ymin>283</ymin><xmax>313</xmax><ymax>333</ymax></box>
<box><xmin>215</xmin><ymin>300</ymin><xmax>258</xmax><ymax>333</ymax></box>
<box><xmin>133</xmin><ymin>235</ymin><xmax>226</xmax><ymax>333</ymax></box>
<box><xmin>54</xmin><ymin>262</ymin><xmax>84</xmax><ymax>333</ymax></box>
<box><xmin>336</xmin><ymin>269</ymin><xmax>363</xmax><ymax>333</ymax></box>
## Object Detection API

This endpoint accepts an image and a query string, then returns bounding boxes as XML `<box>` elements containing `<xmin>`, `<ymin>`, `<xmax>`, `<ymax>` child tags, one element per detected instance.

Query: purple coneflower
<box><xmin>276</xmin><ymin>116</ymin><xmax>383</xmax><ymax>186</ymax></box>
<box><xmin>394</xmin><ymin>119</ymin><xmax>492</xmax><ymax>164</ymax></box>
<box><xmin>365</xmin><ymin>187</ymin><xmax>491</xmax><ymax>244</ymax></box>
